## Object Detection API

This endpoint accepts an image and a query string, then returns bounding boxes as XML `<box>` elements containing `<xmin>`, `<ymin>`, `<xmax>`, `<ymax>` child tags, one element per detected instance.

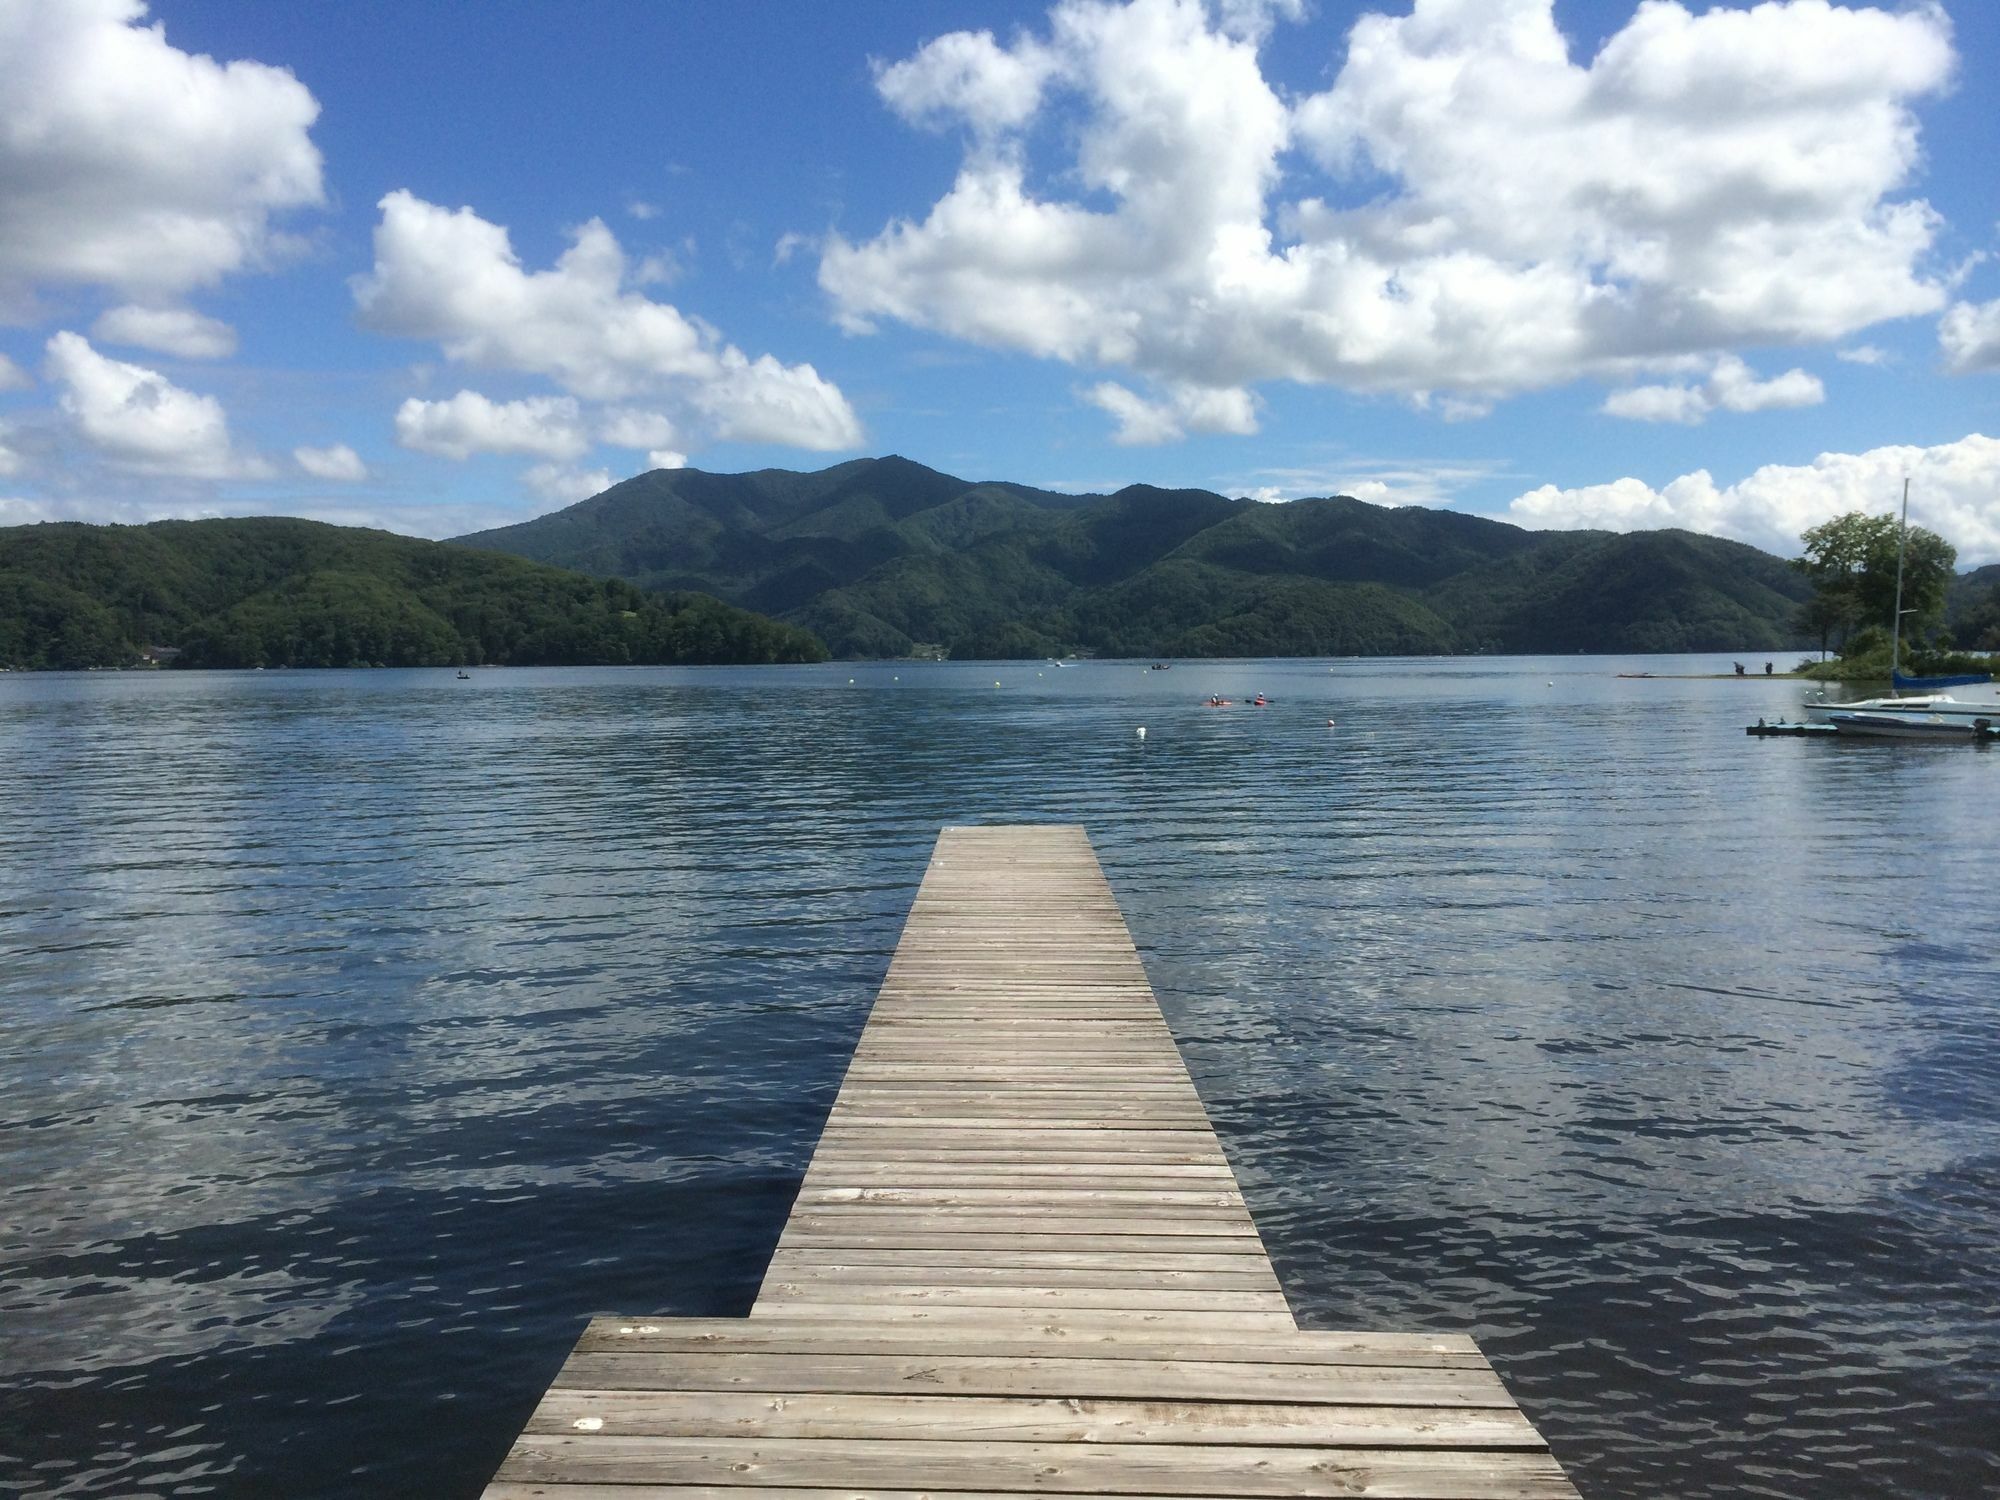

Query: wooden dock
<box><xmin>482</xmin><ymin>825</ymin><xmax>1580</xmax><ymax>1499</ymax></box>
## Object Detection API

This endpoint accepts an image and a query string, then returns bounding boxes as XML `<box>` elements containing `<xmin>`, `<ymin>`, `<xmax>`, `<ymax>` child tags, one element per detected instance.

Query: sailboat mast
<box><xmin>1890</xmin><ymin>475</ymin><xmax>1909</xmax><ymax>689</ymax></box>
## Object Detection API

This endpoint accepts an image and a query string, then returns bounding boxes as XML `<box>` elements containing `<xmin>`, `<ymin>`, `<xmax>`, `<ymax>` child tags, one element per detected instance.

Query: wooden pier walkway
<box><xmin>482</xmin><ymin>825</ymin><xmax>1580</xmax><ymax>1499</ymax></box>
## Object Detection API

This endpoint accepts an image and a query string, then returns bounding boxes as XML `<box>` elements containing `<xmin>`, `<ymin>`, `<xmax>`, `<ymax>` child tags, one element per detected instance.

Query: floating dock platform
<box><xmin>481</xmin><ymin>824</ymin><xmax>1581</xmax><ymax>1499</ymax></box>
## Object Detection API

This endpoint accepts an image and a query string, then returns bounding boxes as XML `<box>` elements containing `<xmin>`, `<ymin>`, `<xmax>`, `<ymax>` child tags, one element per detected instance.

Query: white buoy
<box><xmin>1546</xmin><ymin>680</ymin><xmax>1554</xmax><ymax>686</ymax></box>
<box><xmin>1136</xmin><ymin>726</ymin><xmax>1147</xmax><ymax>740</ymax></box>
<box><xmin>1327</xmin><ymin>718</ymin><xmax>1336</xmax><ymax>726</ymax></box>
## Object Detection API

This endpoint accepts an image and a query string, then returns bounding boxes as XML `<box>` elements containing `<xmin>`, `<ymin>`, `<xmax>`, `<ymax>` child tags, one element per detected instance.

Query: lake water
<box><xmin>2</xmin><ymin>657</ymin><xmax>1996</xmax><ymax>1499</ymax></box>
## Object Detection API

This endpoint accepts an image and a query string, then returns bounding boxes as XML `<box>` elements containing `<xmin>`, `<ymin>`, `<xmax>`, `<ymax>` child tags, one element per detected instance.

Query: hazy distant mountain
<box><xmin>0</xmin><ymin>517</ymin><xmax>827</xmax><ymax>670</ymax></box>
<box><xmin>455</xmin><ymin>456</ymin><xmax>1818</xmax><ymax>659</ymax></box>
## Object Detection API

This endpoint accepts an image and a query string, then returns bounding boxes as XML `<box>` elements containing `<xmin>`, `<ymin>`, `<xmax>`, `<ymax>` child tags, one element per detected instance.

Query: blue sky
<box><xmin>3</xmin><ymin>0</ymin><xmax>1999</xmax><ymax>561</ymax></box>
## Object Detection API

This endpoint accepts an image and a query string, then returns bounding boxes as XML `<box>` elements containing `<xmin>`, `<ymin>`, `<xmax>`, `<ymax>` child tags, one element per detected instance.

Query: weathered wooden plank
<box><xmin>770</xmin><ymin>1231</ymin><xmax>1272</xmax><ymax>1256</ymax></box>
<box><xmin>864</xmin><ymin>1024</ymin><xmax>1168</xmax><ymax>1032</ymax></box>
<box><xmin>816</xmin><ymin>1119</ymin><xmax>1222</xmax><ymax>1134</ymax></box>
<box><xmin>486</xmin><ymin>1489</ymin><xmax>1541</xmax><ymax>1500</ymax></box>
<box><xmin>572</xmin><ymin>1323</ymin><xmax>1488</xmax><ymax>1369</ymax></box>
<box><xmin>823</xmin><ymin>1109</ymin><xmax>1204</xmax><ymax>1120</ymax></box>
<box><xmin>780</xmin><ymin>1214</ymin><xmax>1263</xmax><ymax>1239</ymax></box>
<box><xmin>788</xmin><ymin>1192</ymin><xmax>1240</xmax><ymax>1216</ymax></box>
<box><xmin>490</xmin><ymin>1435</ymin><xmax>1578</xmax><ymax>1497</ymax></box>
<box><xmin>550</xmin><ymin>1352</ymin><xmax>1517</xmax><ymax>1406</ymax></box>
<box><xmin>816</xmin><ymin>1126</ymin><xmax>1223</xmax><ymax>1144</ymax></box>
<box><xmin>799</xmin><ymin>1162</ymin><xmax>1241</xmax><ymax>1181</ymax></box>
<box><xmin>826</xmin><ymin>1096</ymin><xmax>1208</xmax><ymax>1111</ymax></box>
<box><xmin>846</xmin><ymin>1071</ymin><xmax>1187</xmax><ymax>1080</ymax></box>
<box><xmin>762</xmin><ymin>1248</ymin><xmax>1278</xmax><ymax>1275</ymax></box>
<box><xmin>520</xmin><ymin>1389</ymin><xmax>1544</xmax><ymax>1447</ymax></box>
<box><xmin>761</xmin><ymin>1260</ymin><xmax>1282</xmax><ymax>1291</ymax></box>
<box><xmin>796</xmin><ymin>1177</ymin><xmax>1241</xmax><ymax>1196</ymax></box>
<box><xmin>742</xmin><ymin>1304</ymin><xmax>1301</xmax><ymax>1336</ymax></box>
<box><xmin>753</xmin><ymin>1285</ymin><xmax>1293</xmax><ymax>1314</ymax></box>
<box><xmin>803</xmin><ymin>1161</ymin><xmax>1236</xmax><ymax>1175</ymax></box>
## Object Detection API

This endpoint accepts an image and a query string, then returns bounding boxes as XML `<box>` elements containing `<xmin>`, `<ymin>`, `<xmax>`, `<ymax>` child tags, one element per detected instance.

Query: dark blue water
<box><xmin>2</xmin><ymin>658</ymin><xmax>1996</xmax><ymax>1499</ymax></box>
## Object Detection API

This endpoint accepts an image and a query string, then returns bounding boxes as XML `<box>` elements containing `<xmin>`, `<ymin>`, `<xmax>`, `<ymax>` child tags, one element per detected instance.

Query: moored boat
<box><xmin>1893</xmin><ymin>669</ymin><xmax>1991</xmax><ymax>690</ymax></box>
<box><xmin>1819</xmin><ymin>704</ymin><xmax>1999</xmax><ymax>739</ymax></box>
<box><xmin>1804</xmin><ymin>692</ymin><xmax>2000</xmax><ymax>729</ymax></box>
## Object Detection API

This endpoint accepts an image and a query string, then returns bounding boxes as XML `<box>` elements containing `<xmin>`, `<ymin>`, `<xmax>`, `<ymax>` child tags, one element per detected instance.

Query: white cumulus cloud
<box><xmin>0</xmin><ymin>0</ymin><xmax>323</xmax><ymax>308</ymax></box>
<box><xmin>694</xmin><ymin>349</ymin><xmax>866</xmax><ymax>448</ymax></box>
<box><xmin>1601</xmin><ymin>382</ymin><xmax>1712</xmax><ymax>425</ymax></box>
<box><xmin>598</xmin><ymin>408</ymin><xmax>678</xmax><ymax>450</ymax></box>
<box><xmin>1084</xmin><ymin>382</ymin><xmax>1182</xmax><ymax>445</ymax></box>
<box><xmin>293</xmin><ymin>443</ymin><xmax>368</xmax><ymax>482</ymax></box>
<box><xmin>1603</xmin><ymin>355</ymin><xmax>1824</xmax><ymax>424</ymax></box>
<box><xmin>1709</xmin><ymin>359</ymin><xmax>1826</xmax><ymax>414</ymax></box>
<box><xmin>394</xmin><ymin>391</ymin><xmax>587</xmax><ymax>462</ymax></box>
<box><xmin>0</xmin><ymin>353</ymin><xmax>31</xmax><ymax>391</ymax></box>
<box><xmin>823</xmin><ymin>0</ymin><xmax>1955</xmax><ymax>425</ymax></box>
<box><xmin>645</xmin><ymin>448</ymin><xmax>688</xmax><ymax>471</ymax></box>
<box><xmin>353</xmin><ymin>190</ymin><xmax>861</xmax><ymax>451</ymax></box>
<box><xmin>1939</xmin><ymin>298</ymin><xmax>2000</xmax><ymax>374</ymax></box>
<box><xmin>1508</xmin><ymin>433</ymin><xmax>2000</xmax><ymax>564</ymax></box>
<box><xmin>91</xmin><ymin>305</ymin><xmax>238</xmax><ymax>360</ymax></box>
<box><xmin>44</xmin><ymin>330</ymin><xmax>264</xmax><ymax>478</ymax></box>
<box><xmin>522</xmin><ymin>463</ymin><xmax>613</xmax><ymax>505</ymax></box>
<box><xmin>1083</xmin><ymin>380</ymin><xmax>1258</xmax><ymax>444</ymax></box>
<box><xmin>876</xmin><ymin>29</ymin><xmax>1058</xmax><ymax>134</ymax></box>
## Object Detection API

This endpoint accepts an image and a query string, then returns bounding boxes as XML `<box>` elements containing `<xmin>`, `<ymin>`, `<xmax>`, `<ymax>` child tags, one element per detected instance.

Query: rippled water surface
<box><xmin>2</xmin><ymin>658</ymin><xmax>1997</xmax><ymax>1498</ymax></box>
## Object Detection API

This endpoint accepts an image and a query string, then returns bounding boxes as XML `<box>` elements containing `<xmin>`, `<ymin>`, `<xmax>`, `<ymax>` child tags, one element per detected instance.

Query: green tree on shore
<box><xmin>1794</xmin><ymin>510</ymin><xmax>1956</xmax><ymax>661</ymax></box>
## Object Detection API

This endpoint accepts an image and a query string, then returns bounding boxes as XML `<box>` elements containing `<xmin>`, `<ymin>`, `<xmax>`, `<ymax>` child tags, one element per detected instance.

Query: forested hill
<box><xmin>0</xmin><ymin>518</ymin><xmax>828</xmax><ymax>670</ymax></box>
<box><xmin>456</xmin><ymin>455</ymin><xmax>1815</xmax><ymax>658</ymax></box>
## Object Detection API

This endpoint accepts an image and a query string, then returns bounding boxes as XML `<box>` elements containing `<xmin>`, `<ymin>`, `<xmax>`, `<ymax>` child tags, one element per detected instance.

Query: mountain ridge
<box><xmin>455</xmin><ymin>456</ymin><xmax>1818</xmax><ymax>658</ymax></box>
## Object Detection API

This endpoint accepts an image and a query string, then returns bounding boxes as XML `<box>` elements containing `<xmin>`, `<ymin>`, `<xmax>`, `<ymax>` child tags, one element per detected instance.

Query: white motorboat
<box><xmin>1817</xmin><ymin>703</ymin><xmax>2000</xmax><ymax>739</ymax></box>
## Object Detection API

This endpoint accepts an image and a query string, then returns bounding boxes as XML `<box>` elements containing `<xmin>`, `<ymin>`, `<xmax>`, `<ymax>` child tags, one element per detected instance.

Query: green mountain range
<box><xmin>0</xmin><ymin>518</ymin><xmax>827</xmax><ymax>670</ymax></box>
<box><xmin>456</xmin><ymin>456</ymin><xmax>1817</xmax><ymax>659</ymax></box>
